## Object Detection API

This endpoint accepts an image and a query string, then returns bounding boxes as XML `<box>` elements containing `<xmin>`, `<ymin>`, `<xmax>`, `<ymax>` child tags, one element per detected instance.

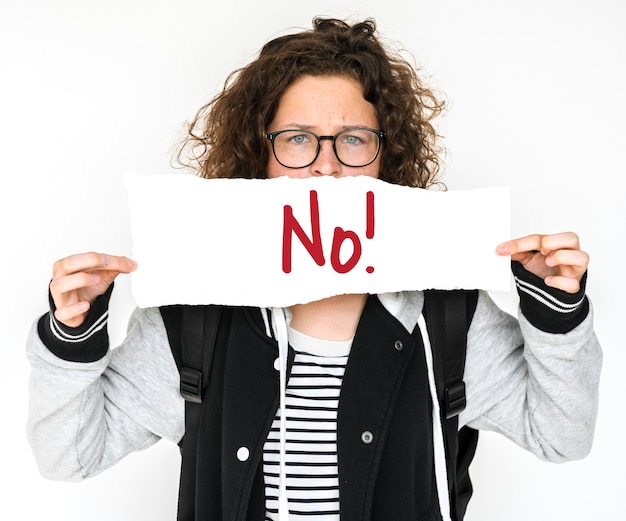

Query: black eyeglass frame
<box><xmin>265</xmin><ymin>127</ymin><xmax>386</xmax><ymax>169</ymax></box>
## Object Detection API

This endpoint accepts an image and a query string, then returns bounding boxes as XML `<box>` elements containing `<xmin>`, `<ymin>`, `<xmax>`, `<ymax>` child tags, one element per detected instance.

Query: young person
<box><xmin>26</xmin><ymin>18</ymin><xmax>601</xmax><ymax>521</ymax></box>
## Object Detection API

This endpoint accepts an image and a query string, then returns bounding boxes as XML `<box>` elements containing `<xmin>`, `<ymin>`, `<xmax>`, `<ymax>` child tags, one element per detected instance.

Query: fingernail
<box><xmin>496</xmin><ymin>244</ymin><xmax>508</xmax><ymax>255</ymax></box>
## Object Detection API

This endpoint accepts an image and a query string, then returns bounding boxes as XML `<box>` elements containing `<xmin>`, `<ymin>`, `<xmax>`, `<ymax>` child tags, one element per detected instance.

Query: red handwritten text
<box><xmin>282</xmin><ymin>190</ymin><xmax>375</xmax><ymax>274</ymax></box>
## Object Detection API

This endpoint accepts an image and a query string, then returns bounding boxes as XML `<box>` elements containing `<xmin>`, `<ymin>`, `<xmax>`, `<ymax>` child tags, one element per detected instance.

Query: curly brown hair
<box><xmin>177</xmin><ymin>17</ymin><xmax>446</xmax><ymax>188</ymax></box>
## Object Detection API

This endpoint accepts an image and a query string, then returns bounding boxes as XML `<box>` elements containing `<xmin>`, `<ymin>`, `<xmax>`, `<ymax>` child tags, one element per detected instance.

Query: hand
<box><xmin>496</xmin><ymin>232</ymin><xmax>589</xmax><ymax>294</ymax></box>
<box><xmin>50</xmin><ymin>252</ymin><xmax>137</xmax><ymax>328</ymax></box>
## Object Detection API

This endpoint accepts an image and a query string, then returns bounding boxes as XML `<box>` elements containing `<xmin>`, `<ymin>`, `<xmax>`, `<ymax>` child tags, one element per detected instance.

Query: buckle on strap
<box><xmin>180</xmin><ymin>367</ymin><xmax>203</xmax><ymax>404</ymax></box>
<box><xmin>444</xmin><ymin>381</ymin><xmax>466</xmax><ymax>419</ymax></box>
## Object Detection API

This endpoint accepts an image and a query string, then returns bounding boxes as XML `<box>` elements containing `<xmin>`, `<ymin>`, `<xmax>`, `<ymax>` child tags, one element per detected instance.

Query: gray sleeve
<box><xmin>460</xmin><ymin>291</ymin><xmax>602</xmax><ymax>462</ymax></box>
<box><xmin>26</xmin><ymin>306</ymin><xmax>184</xmax><ymax>481</ymax></box>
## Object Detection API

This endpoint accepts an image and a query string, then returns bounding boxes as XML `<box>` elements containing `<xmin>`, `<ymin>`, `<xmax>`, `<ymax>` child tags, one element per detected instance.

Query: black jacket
<box><xmin>162</xmin><ymin>294</ymin><xmax>477</xmax><ymax>521</ymax></box>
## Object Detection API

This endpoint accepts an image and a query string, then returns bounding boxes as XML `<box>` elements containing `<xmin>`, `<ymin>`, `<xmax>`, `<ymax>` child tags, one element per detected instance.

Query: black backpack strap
<box><xmin>180</xmin><ymin>305</ymin><xmax>221</xmax><ymax>521</ymax></box>
<box><xmin>178</xmin><ymin>306</ymin><xmax>220</xmax><ymax>403</ymax></box>
<box><xmin>423</xmin><ymin>289</ymin><xmax>478</xmax><ymax>521</ymax></box>
<box><xmin>160</xmin><ymin>304</ymin><xmax>222</xmax><ymax>521</ymax></box>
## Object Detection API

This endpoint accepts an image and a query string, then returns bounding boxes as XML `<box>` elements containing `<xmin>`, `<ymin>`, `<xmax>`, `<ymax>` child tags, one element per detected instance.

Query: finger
<box><xmin>56</xmin><ymin>253</ymin><xmax>137</xmax><ymax>275</ymax></box>
<box><xmin>54</xmin><ymin>301</ymin><xmax>91</xmax><ymax>328</ymax></box>
<box><xmin>545</xmin><ymin>249</ymin><xmax>590</xmax><ymax>272</ymax></box>
<box><xmin>497</xmin><ymin>232</ymin><xmax>582</xmax><ymax>257</ymax></box>
<box><xmin>539</xmin><ymin>232</ymin><xmax>580</xmax><ymax>255</ymax></box>
<box><xmin>50</xmin><ymin>272</ymin><xmax>102</xmax><ymax>299</ymax></box>
<box><xmin>53</xmin><ymin>252</ymin><xmax>137</xmax><ymax>278</ymax></box>
<box><xmin>545</xmin><ymin>275</ymin><xmax>581</xmax><ymax>294</ymax></box>
<box><xmin>496</xmin><ymin>234</ymin><xmax>543</xmax><ymax>256</ymax></box>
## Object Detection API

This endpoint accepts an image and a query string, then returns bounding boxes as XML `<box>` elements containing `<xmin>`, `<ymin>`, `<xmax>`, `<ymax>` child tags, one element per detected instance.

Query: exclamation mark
<box><xmin>365</xmin><ymin>191</ymin><xmax>375</xmax><ymax>273</ymax></box>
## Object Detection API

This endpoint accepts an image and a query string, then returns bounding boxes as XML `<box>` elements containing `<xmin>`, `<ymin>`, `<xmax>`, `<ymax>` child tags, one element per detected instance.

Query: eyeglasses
<box><xmin>265</xmin><ymin>127</ymin><xmax>386</xmax><ymax>169</ymax></box>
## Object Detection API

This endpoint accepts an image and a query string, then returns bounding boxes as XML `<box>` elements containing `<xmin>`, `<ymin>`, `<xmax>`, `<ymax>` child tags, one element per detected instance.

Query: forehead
<box><xmin>272</xmin><ymin>75</ymin><xmax>378</xmax><ymax>128</ymax></box>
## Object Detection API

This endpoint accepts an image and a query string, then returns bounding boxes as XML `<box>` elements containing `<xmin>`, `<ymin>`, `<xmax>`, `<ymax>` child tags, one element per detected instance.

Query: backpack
<box><xmin>161</xmin><ymin>289</ymin><xmax>479</xmax><ymax>521</ymax></box>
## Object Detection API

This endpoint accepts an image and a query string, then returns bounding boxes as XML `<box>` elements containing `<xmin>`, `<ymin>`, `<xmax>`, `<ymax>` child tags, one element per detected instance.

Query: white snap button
<box><xmin>237</xmin><ymin>446</ymin><xmax>250</xmax><ymax>461</ymax></box>
<box><xmin>361</xmin><ymin>431</ymin><xmax>374</xmax><ymax>444</ymax></box>
<box><xmin>274</xmin><ymin>357</ymin><xmax>280</xmax><ymax>370</ymax></box>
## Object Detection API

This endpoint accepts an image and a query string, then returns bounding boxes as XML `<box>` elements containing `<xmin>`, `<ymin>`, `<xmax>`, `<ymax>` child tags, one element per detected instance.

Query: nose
<box><xmin>311</xmin><ymin>139</ymin><xmax>341</xmax><ymax>177</ymax></box>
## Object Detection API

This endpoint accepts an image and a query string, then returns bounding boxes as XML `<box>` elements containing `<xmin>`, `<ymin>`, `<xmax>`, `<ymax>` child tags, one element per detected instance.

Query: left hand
<box><xmin>496</xmin><ymin>232</ymin><xmax>589</xmax><ymax>294</ymax></box>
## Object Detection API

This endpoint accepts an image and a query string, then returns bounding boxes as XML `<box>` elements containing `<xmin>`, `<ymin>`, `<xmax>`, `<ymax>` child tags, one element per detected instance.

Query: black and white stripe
<box><xmin>514</xmin><ymin>276</ymin><xmax>585</xmax><ymax>314</ymax></box>
<box><xmin>48</xmin><ymin>310</ymin><xmax>109</xmax><ymax>343</ymax></box>
<box><xmin>263</xmin><ymin>329</ymin><xmax>351</xmax><ymax>520</ymax></box>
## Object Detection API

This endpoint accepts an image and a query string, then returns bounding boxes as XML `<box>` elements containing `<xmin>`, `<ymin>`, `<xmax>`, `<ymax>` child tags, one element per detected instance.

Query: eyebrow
<box><xmin>275</xmin><ymin>124</ymin><xmax>374</xmax><ymax>131</ymax></box>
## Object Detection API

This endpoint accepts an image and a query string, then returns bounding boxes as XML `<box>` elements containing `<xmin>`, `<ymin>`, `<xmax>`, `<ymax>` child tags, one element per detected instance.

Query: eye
<box><xmin>290</xmin><ymin>134</ymin><xmax>309</xmax><ymax>144</ymax></box>
<box><xmin>277</xmin><ymin>131</ymin><xmax>314</xmax><ymax>146</ymax></box>
<box><xmin>340</xmin><ymin>128</ymin><xmax>375</xmax><ymax>146</ymax></box>
<box><xmin>344</xmin><ymin>135</ymin><xmax>360</xmax><ymax>145</ymax></box>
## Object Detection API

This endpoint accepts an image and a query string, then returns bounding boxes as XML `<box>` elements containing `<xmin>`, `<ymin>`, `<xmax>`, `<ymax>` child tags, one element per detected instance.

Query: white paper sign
<box><xmin>125</xmin><ymin>172</ymin><xmax>510</xmax><ymax>308</ymax></box>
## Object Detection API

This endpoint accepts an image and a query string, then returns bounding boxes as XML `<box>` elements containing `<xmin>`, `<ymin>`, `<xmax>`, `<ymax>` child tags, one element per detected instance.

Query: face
<box><xmin>266</xmin><ymin>75</ymin><xmax>381</xmax><ymax>179</ymax></box>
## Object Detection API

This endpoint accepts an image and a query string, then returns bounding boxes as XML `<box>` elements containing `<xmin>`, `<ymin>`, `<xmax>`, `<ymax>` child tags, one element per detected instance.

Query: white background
<box><xmin>1</xmin><ymin>0</ymin><xmax>623</xmax><ymax>519</ymax></box>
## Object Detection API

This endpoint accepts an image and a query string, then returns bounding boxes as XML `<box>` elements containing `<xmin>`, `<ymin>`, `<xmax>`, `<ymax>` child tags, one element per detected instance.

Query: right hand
<box><xmin>50</xmin><ymin>252</ymin><xmax>137</xmax><ymax>328</ymax></box>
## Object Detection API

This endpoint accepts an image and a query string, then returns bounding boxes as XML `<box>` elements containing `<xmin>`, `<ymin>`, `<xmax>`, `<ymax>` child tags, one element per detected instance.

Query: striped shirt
<box><xmin>263</xmin><ymin>327</ymin><xmax>352</xmax><ymax>520</ymax></box>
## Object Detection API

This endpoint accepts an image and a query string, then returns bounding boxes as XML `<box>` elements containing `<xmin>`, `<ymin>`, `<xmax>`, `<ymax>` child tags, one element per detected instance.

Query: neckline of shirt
<box><xmin>288</xmin><ymin>326</ymin><xmax>352</xmax><ymax>357</ymax></box>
